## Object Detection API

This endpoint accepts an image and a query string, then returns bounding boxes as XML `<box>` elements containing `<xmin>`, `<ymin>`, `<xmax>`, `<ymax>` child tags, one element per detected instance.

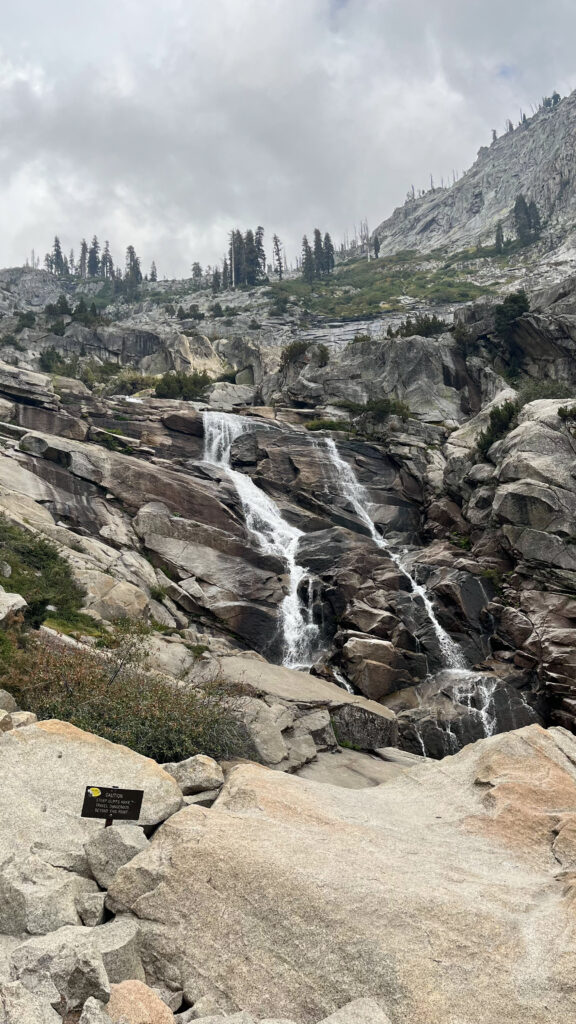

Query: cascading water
<box><xmin>202</xmin><ymin>411</ymin><xmax>320</xmax><ymax>668</ymax></box>
<box><xmin>322</xmin><ymin>438</ymin><xmax>465</xmax><ymax>670</ymax></box>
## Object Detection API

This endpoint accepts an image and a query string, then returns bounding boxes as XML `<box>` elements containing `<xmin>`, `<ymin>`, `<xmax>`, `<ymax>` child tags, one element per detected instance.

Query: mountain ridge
<box><xmin>374</xmin><ymin>89</ymin><xmax>576</xmax><ymax>258</ymax></box>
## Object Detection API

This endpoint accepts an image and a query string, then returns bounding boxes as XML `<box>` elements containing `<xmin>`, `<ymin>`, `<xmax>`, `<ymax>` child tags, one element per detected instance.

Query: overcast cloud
<box><xmin>0</xmin><ymin>0</ymin><xmax>574</xmax><ymax>277</ymax></box>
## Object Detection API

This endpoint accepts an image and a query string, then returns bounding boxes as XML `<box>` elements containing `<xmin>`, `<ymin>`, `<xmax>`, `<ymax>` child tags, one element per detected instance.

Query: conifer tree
<box><xmin>212</xmin><ymin>267</ymin><xmax>222</xmax><ymax>293</ymax></box>
<box><xmin>272</xmin><ymin>235</ymin><xmax>283</xmax><ymax>280</ymax></box>
<box><xmin>255</xmin><ymin>226</ymin><xmax>266</xmax><ymax>280</ymax></box>
<box><xmin>222</xmin><ymin>258</ymin><xmax>230</xmax><ymax>291</ymax></box>
<box><xmin>125</xmin><ymin>245</ymin><xmax>142</xmax><ymax>284</ymax></box>
<box><xmin>44</xmin><ymin>253</ymin><xmax>53</xmax><ymax>273</ymax></box>
<box><xmin>244</xmin><ymin>229</ymin><xmax>259</xmax><ymax>286</ymax></box>
<box><xmin>101</xmin><ymin>241</ymin><xmax>114</xmax><ymax>279</ymax></box>
<box><xmin>52</xmin><ymin>236</ymin><xmax>65</xmax><ymax>276</ymax></box>
<box><xmin>528</xmin><ymin>201</ymin><xmax>541</xmax><ymax>238</ymax></box>
<box><xmin>191</xmin><ymin>262</ymin><xmax>203</xmax><ymax>286</ymax></box>
<box><xmin>229</xmin><ymin>230</ymin><xmax>245</xmax><ymax>287</ymax></box>
<box><xmin>313</xmin><ymin>229</ymin><xmax>325</xmax><ymax>278</ymax></box>
<box><xmin>301</xmin><ymin>236</ymin><xmax>315</xmax><ymax>284</ymax></box>
<box><xmin>373</xmin><ymin>236</ymin><xmax>381</xmax><ymax>259</ymax></box>
<box><xmin>79</xmin><ymin>239</ymin><xmax>88</xmax><ymax>279</ymax></box>
<box><xmin>495</xmin><ymin>222</ymin><xmax>504</xmax><ymax>253</ymax></box>
<box><xmin>323</xmin><ymin>232</ymin><xmax>335</xmax><ymax>273</ymax></box>
<box><xmin>87</xmin><ymin>236</ymin><xmax>100</xmax><ymax>277</ymax></box>
<box><xmin>514</xmin><ymin>195</ymin><xmax>532</xmax><ymax>246</ymax></box>
<box><xmin>68</xmin><ymin>250</ymin><xmax>76</xmax><ymax>275</ymax></box>
<box><xmin>150</xmin><ymin>261</ymin><xmax>158</xmax><ymax>282</ymax></box>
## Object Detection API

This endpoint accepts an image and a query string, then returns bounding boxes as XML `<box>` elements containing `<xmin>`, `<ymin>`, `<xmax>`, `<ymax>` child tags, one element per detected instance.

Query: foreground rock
<box><xmin>108</xmin><ymin>724</ymin><xmax>576</xmax><ymax>1023</ymax></box>
<box><xmin>0</xmin><ymin>721</ymin><xmax>182</xmax><ymax>937</ymax></box>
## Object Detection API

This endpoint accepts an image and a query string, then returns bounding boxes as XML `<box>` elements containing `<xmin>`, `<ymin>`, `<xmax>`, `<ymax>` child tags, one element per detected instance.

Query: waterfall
<box><xmin>322</xmin><ymin>438</ymin><xmax>465</xmax><ymax>670</ymax></box>
<box><xmin>202</xmin><ymin>412</ymin><xmax>320</xmax><ymax>668</ymax></box>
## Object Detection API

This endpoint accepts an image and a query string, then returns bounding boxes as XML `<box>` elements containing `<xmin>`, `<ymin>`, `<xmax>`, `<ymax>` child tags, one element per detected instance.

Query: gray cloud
<box><xmin>0</xmin><ymin>0</ymin><xmax>574</xmax><ymax>276</ymax></box>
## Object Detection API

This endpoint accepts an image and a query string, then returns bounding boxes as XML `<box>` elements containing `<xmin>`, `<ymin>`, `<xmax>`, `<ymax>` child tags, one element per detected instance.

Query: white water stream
<box><xmin>203</xmin><ymin>412</ymin><xmax>320</xmax><ymax>668</ymax></box>
<box><xmin>322</xmin><ymin>438</ymin><xmax>466</xmax><ymax>670</ymax></box>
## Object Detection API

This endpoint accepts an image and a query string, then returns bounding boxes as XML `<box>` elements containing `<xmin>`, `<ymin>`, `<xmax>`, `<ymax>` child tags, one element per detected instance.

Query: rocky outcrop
<box><xmin>374</xmin><ymin>91</ymin><xmax>576</xmax><ymax>255</ymax></box>
<box><xmin>108</xmin><ymin>725</ymin><xmax>576</xmax><ymax>1023</ymax></box>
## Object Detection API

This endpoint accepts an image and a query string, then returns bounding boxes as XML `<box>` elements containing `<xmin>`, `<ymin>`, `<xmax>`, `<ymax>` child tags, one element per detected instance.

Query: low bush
<box><xmin>558</xmin><ymin>404</ymin><xmax>576</xmax><ymax>420</ymax></box>
<box><xmin>388</xmin><ymin>313</ymin><xmax>448</xmax><ymax>338</ymax></box>
<box><xmin>516</xmin><ymin>379</ymin><xmax>574</xmax><ymax>405</ymax></box>
<box><xmin>315</xmin><ymin>343</ymin><xmax>330</xmax><ymax>367</ymax></box>
<box><xmin>0</xmin><ymin>627</ymin><xmax>250</xmax><ymax>763</ymax></box>
<box><xmin>476</xmin><ymin>400</ymin><xmax>519</xmax><ymax>457</ymax></box>
<box><xmin>305</xmin><ymin>418</ymin><xmax>350</xmax><ymax>432</ymax></box>
<box><xmin>0</xmin><ymin>516</ymin><xmax>85</xmax><ymax>627</ymax></box>
<box><xmin>155</xmin><ymin>370</ymin><xmax>211</xmax><ymax>400</ymax></box>
<box><xmin>494</xmin><ymin>290</ymin><xmax>530</xmax><ymax>342</ymax></box>
<box><xmin>15</xmin><ymin>311</ymin><xmax>36</xmax><ymax>333</ymax></box>
<box><xmin>336</xmin><ymin>397</ymin><xmax>410</xmax><ymax>422</ymax></box>
<box><xmin>279</xmin><ymin>340</ymin><xmax>310</xmax><ymax>368</ymax></box>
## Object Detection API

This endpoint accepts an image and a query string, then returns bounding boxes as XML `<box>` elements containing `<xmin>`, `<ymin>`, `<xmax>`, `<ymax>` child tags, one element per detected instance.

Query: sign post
<box><xmin>81</xmin><ymin>786</ymin><xmax>144</xmax><ymax>827</ymax></box>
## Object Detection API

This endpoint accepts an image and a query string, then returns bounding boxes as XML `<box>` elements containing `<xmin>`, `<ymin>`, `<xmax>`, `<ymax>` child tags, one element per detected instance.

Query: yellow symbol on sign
<box><xmin>88</xmin><ymin>787</ymin><xmax>101</xmax><ymax>798</ymax></box>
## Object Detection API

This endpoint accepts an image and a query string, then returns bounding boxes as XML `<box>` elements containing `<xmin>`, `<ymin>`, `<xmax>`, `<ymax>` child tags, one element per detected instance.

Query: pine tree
<box><xmin>44</xmin><ymin>253</ymin><xmax>53</xmax><ymax>273</ymax></box>
<box><xmin>191</xmin><ymin>262</ymin><xmax>203</xmax><ymax>287</ymax></box>
<box><xmin>313</xmin><ymin>229</ymin><xmax>325</xmax><ymax>278</ymax></box>
<box><xmin>222</xmin><ymin>259</ymin><xmax>230</xmax><ymax>291</ymax></box>
<box><xmin>87</xmin><ymin>236</ymin><xmax>100</xmax><ymax>277</ymax></box>
<box><xmin>272</xmin><ymin>235</ymin><xmax>283</xmax><ymax>280</ymax></box>
<box><xmin>514</xmin><ymin>195</ymin><xmax>532</xmax><ymax>246</ymax></box>
<box><xmin>125</xmin><ymin>245</ymin><xmax>142</xmax><ymax>283</ymax></box>
<box><xmin>212</xmin><ymin>268</ymin><xmax>221</xmax><ymax>293</ymax></box>
<box><xmin>101</xmin><ymin>241</ymin><xmax>114</xmax><ymax>280</ymax></box>
<box><xmin>229</xmin><ymin>230</ymin><xmax>246</xmax><ymax>287</ymax></box>
<box><xmin>149</xmin><ymin>261</ymin><xmax>158</xmax><ymax>282</ymax></box>
<box><xmin>244</xmin><ymin>229</ymin><xmax>259</xmax><ymax>286</ymax></box>
<box><xmin>495</xmin><ymin>222</ymin><xmax>504</xmax><ymax>253</ymax></box>
<box><xmin>68</xmin><ymin>250</ymin><xmax>76</xmax><ymax>275</ymax></box>
<box><xmin>79</xmin><ymin>239</ymin><xmax>88</xmax><ymax>279</ymax></box>
<box><xmin>255</xmin><ymin>226</ymin><xmax>266</xmax><ymax>280</ymax></box>
<box><xmin>301</xmin><ymin>236</ymin><xmax>315</xmax><ymax>284</ymax></box>
<box><xmin>373</xmin><ymin>236</ymin><xmax>381</xmax><ymax>259</ymax></box>
<box><xmin>323</xmin><ymin>233</ymin><xmax>335</xmax><ymax>273</ymax></box>
<box><xmin>528</xmin><ymin>201</ymin><xmax>541</xmax><ymax>238</ymax></box>
<box><xmin>52</xmin><ymin>236</ymin><xmax>65</xmax><ymax>276</ymax></box>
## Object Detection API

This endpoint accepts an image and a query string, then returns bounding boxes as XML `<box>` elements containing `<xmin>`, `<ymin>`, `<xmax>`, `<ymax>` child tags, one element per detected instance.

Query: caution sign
<box><xmin>81</xmin><ymin>786</ymin><xmax>144</xmax><ymax>822</ymax></box>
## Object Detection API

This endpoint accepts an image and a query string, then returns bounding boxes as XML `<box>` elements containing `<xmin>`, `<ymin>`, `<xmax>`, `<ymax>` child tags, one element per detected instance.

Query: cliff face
<box><xmin>374</xmin><ymin>91</ymin><xmax>576</xmax><ymax>255</ymax></box>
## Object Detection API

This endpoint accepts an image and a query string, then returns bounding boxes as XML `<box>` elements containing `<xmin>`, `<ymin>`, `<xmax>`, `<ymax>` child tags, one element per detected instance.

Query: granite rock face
<box><xmin>107</xmin><ymin>725</ymin><xmax>576</xmax><ymax>1024</ymax></box>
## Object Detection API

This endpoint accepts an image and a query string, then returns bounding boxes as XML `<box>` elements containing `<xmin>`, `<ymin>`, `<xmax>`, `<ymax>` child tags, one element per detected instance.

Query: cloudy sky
<box><xmin>1</xmin><ymin>0</ymin><xmax>574</xmax><ymax>278</ymax></box>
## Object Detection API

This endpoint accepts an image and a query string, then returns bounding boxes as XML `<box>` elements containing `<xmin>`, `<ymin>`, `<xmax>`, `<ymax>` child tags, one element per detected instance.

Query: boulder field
<box><xmin>0</xmin><ymin>719</ymin><xmax>574</xmax><ymax>1022</ymax></box>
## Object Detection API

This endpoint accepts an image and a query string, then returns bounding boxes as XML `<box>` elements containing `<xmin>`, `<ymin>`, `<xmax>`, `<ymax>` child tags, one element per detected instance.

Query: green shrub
<box><xmin>305</xmin><ymin>418</ymin><xmax>350</xmax><ymax>432</ymax></box>
<box><xmin>1</xmin><ymin>630</ymin><xmax>251</xmax><ymax>763</ymax></box>
<box><xmin>45</xmin><ymin>295</ymin><xmax>72</xmax><ymax>316</ymax></box>
<box><xmin>391</xmin><ymin>313</ymin><xmax>448</xmax><ymax>338</ymax></box>
<box><xmin>476</xmin><ymin>400</ymin><xmax>519</xmax><ymax>457</ymax></box>
<box><xmin>349</xmin><ymin>333</ymin><xmax>372</xmax><ymax>345</ymax></box>
<box><xmin>108</xmin><ymin>370</ymin><xmax>158</xmax><ymax>395</ymax></box>
<box><xmin>315</xmin><ymin>343</ymin><xmax>330</xmax><ymax>367</ymax></box>
<box><xmin>279</xmin><ymin>340</ymin><xmax>310</xmax><ymax>368</ymax></box>
<box><xmin>494</xmin><ymin>290</ymin><xmax>529</xmax><ymax>342</ymax></box>
<box><xmin>0</xmin><ymin>334</ymin><xmax>24</xmax><ymax>352</ymax></box>
<box><xmin>0</xmin><ymin>516</ymin><xmax>85</xmax><ymax>627</ymax></box>
<box><xmin>155</xmin><ymin>370</ymin><xmax>211</xmax><ymax>401</ymax></box>
<box><xmin>150</xmin><ymin>585</ymin><xmax>167</xmax><ymax>602</ymax></box>
<box><xmin>49</xmin><ymin>319</ymin><xmax>66</xmax><ymax>337</ymax></box>
<box><xmin>209</xmin><ymin>302</ymin><xmax>224</xmax><ymax>318</ymax></box>
<box><xmin>517</xmin><ymin>379</ymin><xmax>574</xmax><ymax>405</ymax></box>
<box><xmin>39</xmin><ymin>347</ymin><xmax>79</xmax><ymax>376</ymax></box>
<box><xmin>558</xmin><ymin>404</ymin><xmax>576</xmax><ymax>420</ymax></box>
<box><xmin>269</xmin><ymin>293</ymin><xmax>289</xmax><ymax>317</ymax></box>
<box><xmin>15</xmin><ymin>311</ymin><xmax>36</xmax><ymax>333</ymax></box>
<box><xmin>336</xmin><ymin>397</ymin><xmax>410</xmax><ymax>422</ymax></box>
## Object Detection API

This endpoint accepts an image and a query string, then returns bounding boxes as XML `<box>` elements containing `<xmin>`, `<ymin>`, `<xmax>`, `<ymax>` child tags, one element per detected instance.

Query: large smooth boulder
<box><xmin>161</xmin><ymin>755</ymin><xmax>224</xmax><ymax>796</ymax></box>
<box><xmin>0</xmin><ymin>720</ymin><xmax>182</xmax><ymax>925</ymax></box>
<box><xmin>108</xmin><ymin>725</ymin><xmax>576</xmax><ymax>1023</ymax></box>
<box><xmin>84</xmin><ymin>825</ymin><xmax>149</xmax><ymax>890</ymax></box>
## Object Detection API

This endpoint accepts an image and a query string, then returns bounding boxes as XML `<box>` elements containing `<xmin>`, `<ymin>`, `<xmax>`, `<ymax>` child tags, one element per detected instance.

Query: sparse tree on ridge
<box><xmin>87</xmin><ymin>236</ymin><xmax>100</xmax><ymax>277</ymax></box>
<box><xmin>495</xmin><ymin>222</ymin><xmax>504</xmax><ymax>253</ymax></box>
<box><xmin>323</xmin><ymin>232</ymin><xmax>335</xmax><ymax>274</ymax></box>
<box><xmin>313</xmin><ymin>229</ymin><xmax>325</xmax><ymax>278</ymax></box>
<box><xmin>150</xmin><ymin>261</ymin><xmax>158</xmax><ymax>282</ymax></box>
<box><xmin>222</xmin><ymin>258</ymin><xmax>230</xmax><ymax>290</ymax></box>
<box><xmin>272</xmin><ymin>235</ymin><xmax>283</xmax><ymax>280</ymax></box>
<box><xmin>52</xmin><ymin>236</ymin><xmax>65</xmax><ymax>276</ymax></box>
<box><xmin>301</xmin><ymin>236</ymin><xmax>315</xmax><ymax>284</ymax></box>
<box><xmin>373</xmin><ymin>236</ymin><xmax>381</xmax><ymax>259</ymax></box>
<box><xmin>101</xmin><ymin>240</ymin><xmax>114</xmax><ymax>280</ymax></box>
<box><xmin>79</xmin><ymin>239</ymin><xmax>88</xmax><ymax>279</ymax></box>
<box><xmin>255</xmin><ymin>226</ymin><xmax>266</xmax><ymax>279</ymax></box>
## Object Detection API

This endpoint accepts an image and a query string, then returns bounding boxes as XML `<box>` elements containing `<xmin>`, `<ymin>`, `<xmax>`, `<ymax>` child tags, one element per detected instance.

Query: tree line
<box><xmin>42</xmin><ymin>236</ymin><xmax>157</xmax><ymax>288</ymax></box>
<box><xmin>301</xmin><ymin>229</ymin><xmax>335</xmax><ymax>284</ymax></box>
